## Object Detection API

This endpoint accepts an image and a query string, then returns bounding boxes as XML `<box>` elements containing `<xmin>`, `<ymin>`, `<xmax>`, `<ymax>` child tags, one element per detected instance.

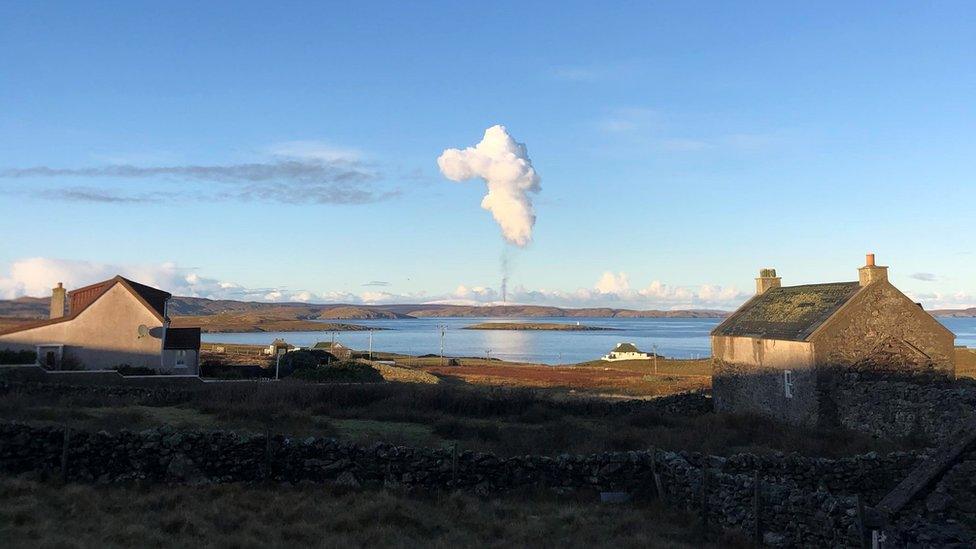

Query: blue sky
<box><xmin>1</xmin><ymin>2</ymin><xmax>974</xmax><ymax>309</ymax></box>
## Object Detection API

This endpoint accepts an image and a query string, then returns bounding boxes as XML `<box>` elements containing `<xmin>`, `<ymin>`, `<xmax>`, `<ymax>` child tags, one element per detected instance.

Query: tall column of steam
<box><xmin>437</xmin><ymin>125</ymin><xmax>541</xmax><ymax>248</ymax></box>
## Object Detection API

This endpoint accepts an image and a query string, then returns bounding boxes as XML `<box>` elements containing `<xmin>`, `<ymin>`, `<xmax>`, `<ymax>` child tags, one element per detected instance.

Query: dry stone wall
<box><xmin>0</xmin><ymin>422</ymin><xmax>936</xmax><ymax>547</ymax></box>
<box><xmin>829</xmin><ymin>373</ymin><xmax>976</xmax><ymax>443</ymax></box>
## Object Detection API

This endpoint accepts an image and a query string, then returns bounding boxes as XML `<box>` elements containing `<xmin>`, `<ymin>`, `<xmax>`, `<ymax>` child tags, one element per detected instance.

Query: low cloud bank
<box><xmin>5</xmin><ymin>258</ymin><xmax>972</xmax><ymax>311</ymax></box>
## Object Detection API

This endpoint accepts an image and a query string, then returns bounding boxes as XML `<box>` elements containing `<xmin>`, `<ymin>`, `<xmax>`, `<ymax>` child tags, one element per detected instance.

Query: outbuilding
<box><xmin>711</xmin><ymin>254</ymin><xmax>954</xmax><ymax>426</ymax></box>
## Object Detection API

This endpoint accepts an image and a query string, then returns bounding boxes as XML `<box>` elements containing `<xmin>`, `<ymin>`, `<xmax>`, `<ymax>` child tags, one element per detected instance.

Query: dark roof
<box><xmin>120</xmin><ymin>277</ymin><xmax>170</xmax><ymax>319</ymax></box>
<box><xmin>612</xmin><ymin>343</ymin><xmax>641</xmax><ymax>353</ymax></box>
<box><xmin>312</xmin><ymin>341</ymin><xmax>347</xmax><ymax>349</ymax></box>
<box><xmin>711</xmin><ymin>282</ymin><xmax>862</xmax><ymax>341</ymax></box>
<box><xmin>164</xmin><ymin>327</ymin><xmax>201</xmax><ymax>350</ymax></box>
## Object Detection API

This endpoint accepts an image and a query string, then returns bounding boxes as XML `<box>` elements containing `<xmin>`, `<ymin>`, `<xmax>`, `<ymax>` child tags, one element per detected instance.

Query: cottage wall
<box><xmin>0</xmin><ymin>284</ymin><xmax>164</xmax><ymax>370</ymax></box>
<box><xmin>811</xmin><ymin>281</ymin><xmax>955</xmax><ymax>376</ymax></box>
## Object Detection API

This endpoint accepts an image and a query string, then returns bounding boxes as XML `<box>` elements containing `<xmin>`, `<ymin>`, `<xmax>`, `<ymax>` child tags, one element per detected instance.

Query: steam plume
<box><xmin>437</xmin><ymin>125</ymin><xmax>541</xmax><ymax>247</ymax></box>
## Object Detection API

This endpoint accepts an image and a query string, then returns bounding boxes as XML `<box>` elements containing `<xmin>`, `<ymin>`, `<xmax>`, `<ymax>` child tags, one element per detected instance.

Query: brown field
<box><xmin>463</xmin><ymin>322</ymin><xmax>615</xmax><ymax>331</ymax></box>
<box><xmin>0</xmin><ymin>317</ymin><xmax>33</xmax><ymax>333</ymax></box>
<box><xmin>0</xmin><ymin>478</ymin><xmax>733</xmax><ymax>549</ymax></box>
<box><xmin>413</xmin><ymin>356</ymin><xmax>712</xmax><ymax>397</ymax></box>
<box><xmin>957</xmin><ymin>347</ymin><xmax>976</xmax><ymax>378</ymax></box>
<box><xmin>171</xmin><ymin>313</ymin><xmax>371</xmax><ymax>333</ymax></box>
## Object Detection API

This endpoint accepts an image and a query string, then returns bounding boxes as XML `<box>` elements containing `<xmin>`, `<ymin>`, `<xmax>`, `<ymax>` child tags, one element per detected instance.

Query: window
<box><xmin>784</xmin><ymin>370</ymin><xmax>794</xmax><ymax>399</ymax></box>
<box><xmin>175</xmin><ymin>350</ymin><xmax>187</xmax><ymax>367</ymax></box>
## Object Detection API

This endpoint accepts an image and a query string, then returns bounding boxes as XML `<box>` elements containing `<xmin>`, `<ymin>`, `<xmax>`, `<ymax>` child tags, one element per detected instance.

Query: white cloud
<box><xmin>597</xmin><ymin>108</ymin><xmax>658</xmax><ymax>133</ymax></box>
<box><xmin>266</xmin><ymin>140</ymin><xmax>362</xmax><ymax>163</ymax></box>
<box><xmin>438</xmin><ymin>125</ymin><xmax>542</xmax><ymax>247</ymax></box>
<box><xmin>0</xmin><ymin>257</ymin><xmax>742</xmax><ymax>310</ymax></box>
<box><xmin>595</xmin><ymin>272</ymin><xmax>630</xmax><ymax>294</ymax></box>
<box><xmin>903</xmin><ymin>290</ymin><xmax>976</xmax><ymax>310</ymax></box>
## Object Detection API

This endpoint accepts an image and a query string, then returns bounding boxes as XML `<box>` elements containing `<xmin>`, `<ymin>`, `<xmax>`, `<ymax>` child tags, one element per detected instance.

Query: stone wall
<box><xmin>712</xmin><ymin>360</ymin><xmax>820</xmax><ymax>427</ymax></box>
<box><xmin>812</xmin><ymin>282</ymin><xmax>955</xmax><ymax>375</ymax></box>
<box><xmin>827</xmin><ymin>373</ymin><xmax>976</xmax><ymax>443</ymax></box>
<box><xmin>0</xmin><ymin>422</ymin><xmax>933</xmax><ymax>547</ymax></box>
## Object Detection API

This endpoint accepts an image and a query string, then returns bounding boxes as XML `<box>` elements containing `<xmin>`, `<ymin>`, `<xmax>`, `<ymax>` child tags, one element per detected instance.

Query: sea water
<box><xmin>202</xmin><ymin>316</ymin><xmax>976</xmax><ymax>366</ymax></box>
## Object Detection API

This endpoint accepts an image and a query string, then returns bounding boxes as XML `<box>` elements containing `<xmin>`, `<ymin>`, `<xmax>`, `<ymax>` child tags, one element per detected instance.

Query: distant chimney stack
<box><xmin>50</xmin><ymin>282</ymin><xmax>66</xmax><ymax>319</ymax></box>
<box><xmin>858</xmin><ymin>253</ymin><xmax>888</xmax><ymax>286</ymax></box>
<box><xmin>756</xmin><ymin>268</ymin><xmax>782</xmax><ymax>295</ymax></box>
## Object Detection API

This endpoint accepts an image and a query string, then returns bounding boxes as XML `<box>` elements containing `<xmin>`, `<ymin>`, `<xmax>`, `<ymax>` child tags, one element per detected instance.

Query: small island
<box><xmin>463</xmin><ymin>322</ymin><xmax>617</xmax><ymax>331</ymax></box>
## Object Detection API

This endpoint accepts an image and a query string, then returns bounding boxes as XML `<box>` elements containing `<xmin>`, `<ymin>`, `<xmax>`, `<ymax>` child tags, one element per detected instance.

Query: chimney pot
<box><xmin>858</xmin><ymin>253</ymin><xmax>888</xmax><ymax>286</ymax></box>
<box><xmin>755</xmin><ymin>267</ymin><xmax>782</xmax><ymax>295</ymax></box>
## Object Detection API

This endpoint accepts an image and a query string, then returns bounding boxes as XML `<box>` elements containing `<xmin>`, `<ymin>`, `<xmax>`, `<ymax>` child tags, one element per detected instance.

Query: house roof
<box><xmin>711</xmin><ymin>281</ymin><xmax>863</xmax><ymax>342</ymax></box>
<box><xmin>164</xmin><ymin>327</ymin><xmax>201</xmax><ymax>350</ymax></box>
<box><xmin>0</xmin><ymin>276</ymin><xmax>172</xmax><ymax>336</ymax></box>
<box><xmin>612</xmin><ymin>342</ymin><xmax>641</xmax><ymax>353</ymax></box>
<box><xmin>312</xmin><ymin>341</ymin><xmax>347</xmax><ymax>349</ymax></box>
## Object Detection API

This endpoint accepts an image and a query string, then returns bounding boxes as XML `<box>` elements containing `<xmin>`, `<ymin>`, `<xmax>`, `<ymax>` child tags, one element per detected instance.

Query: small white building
<box><xmin>602</xmin><ymin>342</ymin><xmax>652</xmax><ymax>361</ymax></box>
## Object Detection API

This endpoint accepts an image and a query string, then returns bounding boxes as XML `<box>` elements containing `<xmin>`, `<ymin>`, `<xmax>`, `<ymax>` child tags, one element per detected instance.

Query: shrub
<box><xmin>291</xmin><ymin>361</ymin><xmax>384</xmax><ymax>383</ymax></box>
<box><xmin>116</xmin><ymin>365</ymin><xmax>159</xmax><ymax>376</ymax></box>
<box><xmin>0</xmin><ymin>349</ymin><xmax>36</xmax><ymax>364</ymax></box>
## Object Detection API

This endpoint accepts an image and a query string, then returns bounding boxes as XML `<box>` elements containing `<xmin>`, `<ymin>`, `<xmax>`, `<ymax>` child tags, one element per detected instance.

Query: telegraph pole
<box><xmin>653</xmin><ymin>344</ymin><xmax>658</xmax><ymax>375</ymax></box>
<box><xmin>438</xmin><ymin>324</ymin><xmax>447</xmax><ymax>366</ymax></box>
<box><xmin>368</xmin><ymin>329</ymin><xmax>373</xmax><ymax>361</ymax></box>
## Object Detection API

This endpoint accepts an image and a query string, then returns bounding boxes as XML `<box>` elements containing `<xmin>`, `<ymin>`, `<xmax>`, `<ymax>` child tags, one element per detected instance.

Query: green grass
<box><xmin>0</xmin><ymin>381</ymin><xmax>917</xmax><ymax>458</ymax></box>
<box><xmin>0</xmin><ymin>478</ymin><xmax>740</xmax><ymax>549</ymax></box>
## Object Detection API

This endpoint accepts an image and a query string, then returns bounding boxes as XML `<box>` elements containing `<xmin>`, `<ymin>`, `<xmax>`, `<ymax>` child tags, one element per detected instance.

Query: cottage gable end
<box><xmin>809</xmin><ymin>280</ymin><xmax>955</xmax><ymax>374</ymax></box>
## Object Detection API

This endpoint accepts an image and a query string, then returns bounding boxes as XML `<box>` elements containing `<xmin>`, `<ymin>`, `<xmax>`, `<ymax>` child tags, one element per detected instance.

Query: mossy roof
<box><xmin>711</xmin><ymin>282</ymin><xmax>862</xmax><ymax>341</ymax></box>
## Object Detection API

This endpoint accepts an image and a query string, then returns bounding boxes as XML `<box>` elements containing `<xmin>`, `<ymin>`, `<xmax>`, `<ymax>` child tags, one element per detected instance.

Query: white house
<box><xmin>0</xmin><ymin>276</ymin><xmax>200</xmax><ymax>374</ymax></box>
<box><xmin>602</xmin><ymin>342</ymin><xmax>652</xmax><ymax>361</ymax></box>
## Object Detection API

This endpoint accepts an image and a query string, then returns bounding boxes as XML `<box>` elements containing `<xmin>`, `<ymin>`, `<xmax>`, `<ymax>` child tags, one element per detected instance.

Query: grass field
<box><xmin>0</xmin><ymin>381</ymin><xmax>912</xmax><ymax>458</ymax></box>
<box><xmin>0</xmin><ymin>478</ymin><xmax>740</xmax><ymax>549</ymax></box>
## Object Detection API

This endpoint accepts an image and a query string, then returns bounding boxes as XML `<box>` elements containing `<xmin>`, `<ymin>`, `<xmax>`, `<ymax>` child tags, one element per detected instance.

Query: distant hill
<box><xmin>4</xmin><ymin>294</ymin><xmax>974</xmax><ymax>323</ymax></box>
<box><xmin>404</xmin><ymin>305</ymin><xmax>730</xmax><ymax>318</ymax></box>
<box><xmin>0</xmin><ymin>295</ymin><xmax>731</xmax><ymax>322</ymax></box>
<box><xmin>931</xmin><ymin>307</ymin><xmax>976</xmax><ymax>318</ymax></box>
<box><xmin>0</xmin><ymin>296</ymin><xmax>50</xmax><ymax>318</ymax></box>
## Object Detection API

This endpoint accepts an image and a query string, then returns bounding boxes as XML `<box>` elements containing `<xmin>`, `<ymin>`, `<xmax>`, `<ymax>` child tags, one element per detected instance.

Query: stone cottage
<box><xmin>0</xmin><ymin>276</ymin><xmax>201</xmax><ymax>374</ymax></box>
<box><xmin>710</xmin><ymin>254</ymin><xmax>954</xmax><ymax>426</ymax></box>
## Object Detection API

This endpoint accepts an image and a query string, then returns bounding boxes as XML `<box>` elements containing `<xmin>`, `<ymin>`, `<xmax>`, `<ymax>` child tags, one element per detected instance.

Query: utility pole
<box><xmin>368</xmin><ymin>329</ymin><xmax>373</xmax><ymax>361</ymax></box>
<box><xmin>439</xmin><ymin>324</ymin><xmax>447</xmax><ymax>366</ymax></box>
<box><xmin>653</xmin><ymin>344</ymin><xmax>658</xmax><ymax>375</ymax></box>
<box><xmin>275</xmin><ymin>348</ymin><xmax>285</xmax><ymax>380</ymax></box>
<box><xmin>485</xmin><ymin>348</ymin><xmax>491</xmax><ymax>367</ymax></box>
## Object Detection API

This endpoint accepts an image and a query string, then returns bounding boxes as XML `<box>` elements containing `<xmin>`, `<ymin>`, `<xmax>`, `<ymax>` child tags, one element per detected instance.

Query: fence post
<box><xmin>650</xmin><ymin>447</ymin><xmax>664</xmax><ymax>501</ymax></box>
<box><xmin>60</xmin><ymin>424</ymin><xmax>71</xmax><ymax>484</ymax></box>
<box><xmin>264</xmin><ymin>427</ymin><xmax>273</xmax><ymax>480</ymax></box>
<box><xmin>856</xmin><ymin>494</ymin><xmax>868</xmax><ymax>549</ymax></box>
<box><xmin>753</xmin><ymin>470</ymin><xmax>763</xmax><ymax>545</ymax></box>
<box><xmin>451</xmin><ymin>443</ymin><xmax>458</xmax><ymax>485</ymax></box>
<box><xmin>700</xmin><ymin>466</ymin><xmax>710</xmax><ymax>538</ymax></box>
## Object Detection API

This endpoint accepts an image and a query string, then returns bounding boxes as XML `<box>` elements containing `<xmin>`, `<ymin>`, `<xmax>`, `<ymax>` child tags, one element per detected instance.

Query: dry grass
<box><xmin>420</xmin><ymin>358</ymin><xmax>713</xmax><ymax>397</ymax></box>
<box><xmin>172</xmin><ymin>314</ymin><xmax>369</xmax><ymax>333</ymax></box>
<box><xmin>371</xmin><ymin>362</ymin><xmax>440</xmax><ymax>384</ymax></box>
<box><xmin>956</xmin><ymin>347</ymin><xmax>976</xmax><ymax>379</ymax></box>
<box><xmin>0</xmin><ymin>478</ymin><xmax>731</xmax><ymax>549</ymax></box>
<box><xmin>0</xmin><ymin>381</ymin><xmax>911</xmax><ymax>458</ymax></box>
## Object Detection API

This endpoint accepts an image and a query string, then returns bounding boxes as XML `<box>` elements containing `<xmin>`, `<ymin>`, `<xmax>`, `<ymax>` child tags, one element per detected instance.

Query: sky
<box><xmin>1</xmin><ymin>2</ymin><xmax>974</xmax><ymax>310</ymax></box>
